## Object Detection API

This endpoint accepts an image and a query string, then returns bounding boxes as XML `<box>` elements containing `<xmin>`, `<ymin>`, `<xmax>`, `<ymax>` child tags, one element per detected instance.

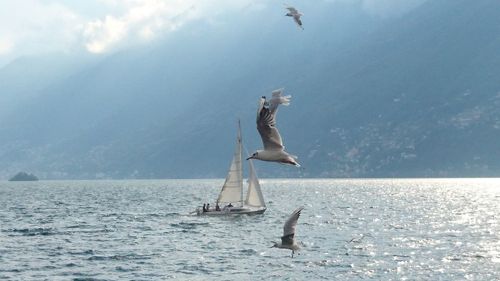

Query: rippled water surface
<box><xmin>1</xmin><ymin>179</ymin><xmax>499</xmax><ymax>280</ymax></box>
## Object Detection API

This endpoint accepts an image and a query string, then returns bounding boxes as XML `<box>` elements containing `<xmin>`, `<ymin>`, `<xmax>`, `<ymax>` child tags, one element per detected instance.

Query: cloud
<box><xmin>0</xmin><ymin>0</ymin><xmax>262</xmax><ymax>63</ymax></box>
<box><xmin>84</xmin><ymin>15</ymin><xmax>128</xmax><ymax>53</ymax></box>
<box><xmin>82</xmin><ymin>0</ymin><xmax>261</xmax><ymax>53</ymax></box>
<box><xmin>82</xmin><ymin>0</ymin><xmax>197</xmax><ymax>53</ymax></box>
<box><xmin>0</xmin><ymin>0</ymin><xmax>82</xmax><ymax>60</ymax></box>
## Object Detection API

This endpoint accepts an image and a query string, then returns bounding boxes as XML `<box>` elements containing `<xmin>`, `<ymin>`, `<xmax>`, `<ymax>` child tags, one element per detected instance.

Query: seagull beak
<box><xmin>246</xmin><ymin>156</ymin><xmax>253</xmax><ymax>160</ymax></box>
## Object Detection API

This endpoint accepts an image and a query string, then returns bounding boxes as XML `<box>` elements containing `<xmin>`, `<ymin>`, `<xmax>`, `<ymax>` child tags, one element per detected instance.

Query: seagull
<box><xmin>246</xmin><ymin>88</ymin><xmax>300</xmax><ymax>167</ymax></box>
<box><xmin>271</xmin><ymin>207</ymin><xmax>304</xmax><ymax>258</ymax></box>
<box><xmin>285</xmin><ymin>5</ymin><xmax>303</xmax><ymax>29</ymax></box>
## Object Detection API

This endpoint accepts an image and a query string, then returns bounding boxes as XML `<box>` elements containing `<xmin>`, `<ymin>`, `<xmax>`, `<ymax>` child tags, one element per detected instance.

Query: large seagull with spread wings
<box><xmin>246</xmin><ymin>88</ymin><xmax>300</xmax><ymax>167</ymax></box>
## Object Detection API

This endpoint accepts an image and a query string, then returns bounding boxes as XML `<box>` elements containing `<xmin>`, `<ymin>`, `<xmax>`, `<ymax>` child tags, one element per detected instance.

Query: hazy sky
<box><xmin>0</xmin><ymin>0</ymin><xmax>427</xmax><ymax>66</ymax></box>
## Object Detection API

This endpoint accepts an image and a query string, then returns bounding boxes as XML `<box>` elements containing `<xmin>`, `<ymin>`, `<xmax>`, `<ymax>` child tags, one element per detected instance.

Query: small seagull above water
<box><xmin>271</xmin><ymin>207</ymin><xmax>304</xmax><ymax>258</ymax></box>
<box><xmin>247</xmin><ymin>88</ymin><xmax>300</xmax><ymax>167</ymax></box>
<box><xmin>285</xmin><ymin>5</ymin><xmax>303</xmax><ymax>29</ymax></box>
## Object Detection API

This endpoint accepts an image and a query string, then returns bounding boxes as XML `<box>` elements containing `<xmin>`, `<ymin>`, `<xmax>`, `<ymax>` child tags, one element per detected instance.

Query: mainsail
<box><xmin>217</xmin><ymin>122</ymin><xmax>244</xmax><ymax>204</ymax></box>
<box><xmin>245</xmin><ymin>158</ymin><xmax>266</xmax><ymax>208</ymax></box>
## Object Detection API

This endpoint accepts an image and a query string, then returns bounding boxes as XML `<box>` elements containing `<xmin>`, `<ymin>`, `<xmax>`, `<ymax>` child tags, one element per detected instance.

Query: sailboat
<box><xmin>196</xmin><ymin>121</ymin><xmax>267</xmax><ymax>215</ymax></box>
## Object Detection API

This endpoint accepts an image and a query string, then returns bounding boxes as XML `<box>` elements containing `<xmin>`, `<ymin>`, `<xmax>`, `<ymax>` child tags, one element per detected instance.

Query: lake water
<box><xmin>0</xmin><ymin>179</ymin><xmax>499</xmax><ymax>280</ymax></box>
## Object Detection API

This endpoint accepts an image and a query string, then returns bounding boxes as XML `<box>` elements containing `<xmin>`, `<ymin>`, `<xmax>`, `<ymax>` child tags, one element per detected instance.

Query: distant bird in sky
<box><xmin>271</xmin><ymin>207</ymin><xmax>304</xmax><ymax>257</ymax></box>
<box><xmin>284</xmin><ymin>5</ymin><xmax>303</xmax><ymax>29</ymax></box>
<box><xmin>247</xmin><ymin>88</ymin><xmax>300</xmax><ymax>167</ymax></box>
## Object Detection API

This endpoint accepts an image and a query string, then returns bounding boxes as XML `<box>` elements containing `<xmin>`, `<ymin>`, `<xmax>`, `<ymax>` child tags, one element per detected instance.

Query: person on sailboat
<box><xmin>215</xmin><ymin>203</ymin><xmax>221</xmax><ymax>211</ymax></box>
<box><xmin>202</xmin><ymin>204</ymin><xmax>207</xmax><ymax>212</ymax></box>
<box><xmin>206</xmin><ymin>203</ymin><xmax>210</xmax><ymax>212</ymax></box>
<box><xmin>228</xmin><ymin>203</ymin><xmax>233</xmax><ymax>208</ymax></box>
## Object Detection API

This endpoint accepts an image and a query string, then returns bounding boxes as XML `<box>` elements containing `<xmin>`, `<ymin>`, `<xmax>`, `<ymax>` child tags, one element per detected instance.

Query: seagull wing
<box><xmin>293</xmin><ymin>15</ymin><xmax>303</xmax><ymax>28</ymax></box>
<box><xmin>281</xmin><ymin>233</ymin><xmax>295</xmax><ymax>246</ymax></box>
<box><xmin>257</xmin><ymin>97</ymin><xmax>284</xmax><ymax>151</ymax></box>
<box><xmin>281</xmin><ymin>207</ymin><xmax>304</xmax><ymax>245</ymax></box>
<box><xmin>269</xmin><ymin>88</ymin><xmax>291</xmax><ymax>112</ymax></box>
<box><xmin>286</xmin><ymin>6</ymin><xmax>298</xmax><ymax>14</ymax></box>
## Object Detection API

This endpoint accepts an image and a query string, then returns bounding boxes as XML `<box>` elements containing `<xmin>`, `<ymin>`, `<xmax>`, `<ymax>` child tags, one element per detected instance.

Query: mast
<box><xmin>238</xmin><ymin>119</ymin><xmax>244</xmax><ymax>206</ymax></box>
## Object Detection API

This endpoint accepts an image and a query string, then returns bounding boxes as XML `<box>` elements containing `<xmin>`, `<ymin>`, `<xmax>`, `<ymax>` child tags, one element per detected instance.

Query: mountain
<box><xmin>0</xmin><ymin>54</ymin><xmax>94</xmax><ymax>119</ymax></box>
<box><xmin>1</xmin><ymin>0</ymin><xmax>499</xmax><ymax>179</ymax></box>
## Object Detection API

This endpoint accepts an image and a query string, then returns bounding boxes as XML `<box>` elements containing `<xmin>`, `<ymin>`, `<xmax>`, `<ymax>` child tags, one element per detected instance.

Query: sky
<box><xmin>0</xmin><ymin>0</ymin><xmax>427</xmax><ymax>67</ymax></box>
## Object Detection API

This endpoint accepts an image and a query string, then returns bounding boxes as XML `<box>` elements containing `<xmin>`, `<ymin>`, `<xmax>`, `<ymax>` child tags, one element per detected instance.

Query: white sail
<box><xmin>245</xmin><ymin>159</ymin><xmax>266</xmax><ymax>208</ymax></box>
<box><xmin>217</xmin><ymin>123</ymin><xmax>243</xmax><ymax>204</ymax></box>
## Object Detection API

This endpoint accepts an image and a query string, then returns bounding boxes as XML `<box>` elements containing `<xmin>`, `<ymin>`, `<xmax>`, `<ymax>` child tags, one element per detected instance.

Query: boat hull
<box><xmin>196</xmin><ymin>206</ymin><xmax>266</xmax><ymax>216</ymax></box>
